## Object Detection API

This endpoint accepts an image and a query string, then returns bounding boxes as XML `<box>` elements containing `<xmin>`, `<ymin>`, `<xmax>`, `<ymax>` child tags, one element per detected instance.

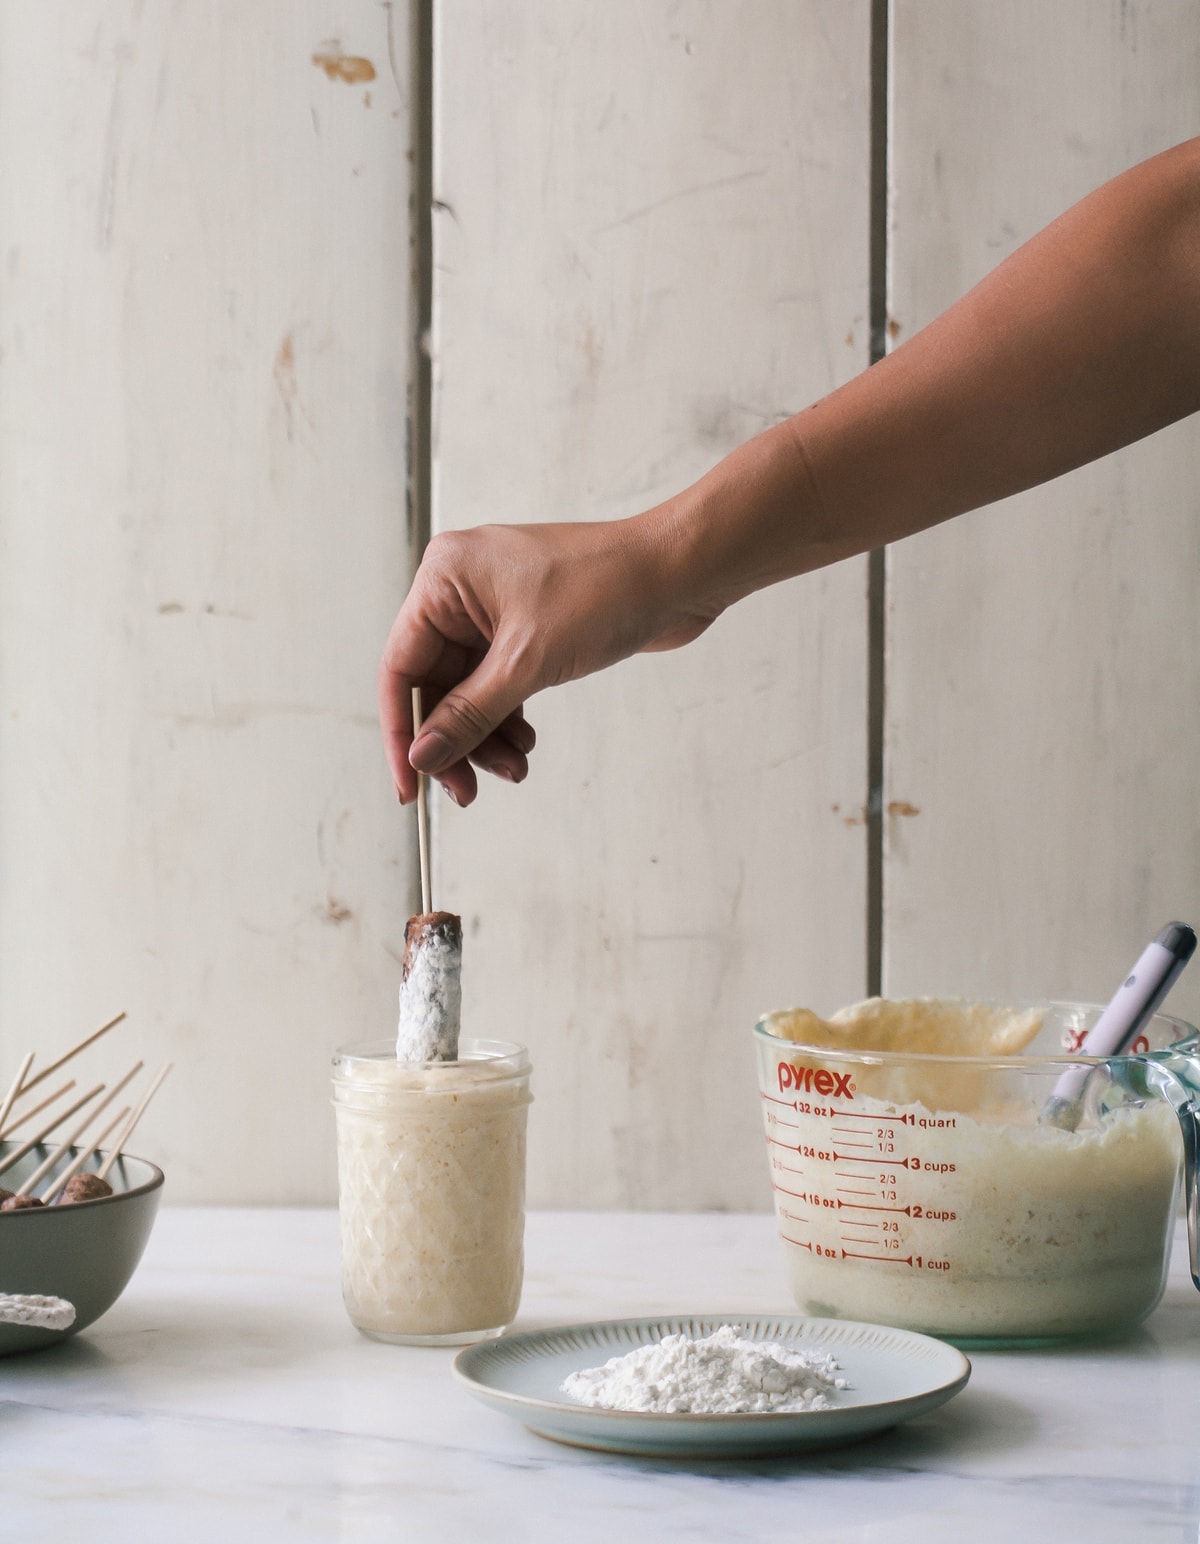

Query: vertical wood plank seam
<box><xmin>865</xmin><ymin>0</ymin><xmax>891</xmax><ymax>998</ymax></box>
<box><xmin>407</xmin><ymin>0</ymin><xmax>433</xmax><ymax>554</ymax></box>
<box><xmin>409</xmin><ymin>0</ymin><xmax>434</xmax><ymax>895</ymax></box>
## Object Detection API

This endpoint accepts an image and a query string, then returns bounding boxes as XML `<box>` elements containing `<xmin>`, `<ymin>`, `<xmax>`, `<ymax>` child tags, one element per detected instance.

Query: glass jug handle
<box><xmin>1176</xmin><ymin>1097</ymin><xmax>1200</xmax><ymax>1292</ymax></box>
<box><xmin>1141</xmin><ymin>1045</ymin><xmax>1200</xmax><ymax>1292</ymax></box>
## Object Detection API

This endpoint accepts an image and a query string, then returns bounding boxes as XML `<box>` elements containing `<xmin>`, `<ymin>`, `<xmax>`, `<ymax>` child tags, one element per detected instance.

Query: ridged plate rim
<box><xmin>453</xmin><ymin>1313</ymin><xmax>971</xmax><ymax>1456</ymax></box>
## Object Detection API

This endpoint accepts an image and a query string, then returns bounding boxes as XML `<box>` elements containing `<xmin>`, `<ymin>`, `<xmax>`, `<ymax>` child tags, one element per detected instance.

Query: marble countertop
<box><xmin>4</xmin><ymin>1209</ymin><xmax>1200</xmax><ymax>1542</ymax></box>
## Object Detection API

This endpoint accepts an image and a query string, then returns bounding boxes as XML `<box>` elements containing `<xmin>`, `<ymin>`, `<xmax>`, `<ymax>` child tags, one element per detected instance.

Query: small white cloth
<box><xmin>0</xmin><ymin>1292</ymin><xmax>76</xmax><ymax>1331</ymax></box>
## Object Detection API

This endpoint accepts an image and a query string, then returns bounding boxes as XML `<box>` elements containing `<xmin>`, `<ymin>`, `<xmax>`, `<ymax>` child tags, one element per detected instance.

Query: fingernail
<box><xmin>497</xmin><ymin>767</ymin><xmax>516</xmax><ymax>783</ymax></box>
<box><xmin>410</xmin><ymin>731</ymin><xmax>453</xmax><ymax>775</ymax></box>
<box><xmin>440</xmin><ymin>783</ymin><xmax>460</xmax><ymax>806</ymax></box>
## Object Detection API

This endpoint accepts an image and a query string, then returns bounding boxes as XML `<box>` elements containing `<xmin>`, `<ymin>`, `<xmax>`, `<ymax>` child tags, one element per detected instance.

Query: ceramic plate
<box><xmin>453</xmin><ymin>1314</ymin><xmax>970</xmax><ymax>1458</ymax></box>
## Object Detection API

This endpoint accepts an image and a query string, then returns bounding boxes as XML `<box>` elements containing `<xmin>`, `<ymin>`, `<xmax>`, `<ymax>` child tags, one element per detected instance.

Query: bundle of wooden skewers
<box><xmin>0</xmin><ymin>1012</ymin><xmax>171</xmax><ymax>1210</ymax></box>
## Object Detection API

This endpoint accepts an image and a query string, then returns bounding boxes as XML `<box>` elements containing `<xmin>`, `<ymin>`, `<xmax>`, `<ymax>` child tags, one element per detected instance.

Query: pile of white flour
<box><xmin>561</xmin><ymin>1325</ymin><xmax>847</xmax><ymax>1414</ymax></box>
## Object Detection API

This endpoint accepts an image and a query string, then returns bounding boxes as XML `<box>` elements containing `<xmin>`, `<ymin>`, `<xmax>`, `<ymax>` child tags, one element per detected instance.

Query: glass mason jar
<box><xmin>332</xmin><ymin>1038</ymin><xmax>531</xmax><ymax>1345</ymax></box>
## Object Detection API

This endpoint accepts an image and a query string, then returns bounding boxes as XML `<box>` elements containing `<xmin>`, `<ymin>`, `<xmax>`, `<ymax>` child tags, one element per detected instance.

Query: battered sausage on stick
<box><xmin>396</xmin><ymin>911</ymin><xmax>463</xmax><ymax>1062</ymax></box>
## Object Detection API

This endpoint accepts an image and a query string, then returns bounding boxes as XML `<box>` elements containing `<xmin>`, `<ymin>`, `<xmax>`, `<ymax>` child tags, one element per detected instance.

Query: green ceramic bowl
<box><xmin>0</xmin><ymin>1140</ymin><xmax>163</xmax><ymax>1356</ymax></box>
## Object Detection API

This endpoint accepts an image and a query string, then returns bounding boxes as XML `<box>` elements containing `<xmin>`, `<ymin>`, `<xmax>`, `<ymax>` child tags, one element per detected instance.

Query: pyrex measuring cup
<box><xmin>754</xmin><ymin>1001</ymin><xmax>1200</xmax><ymax>1346</ymax></box>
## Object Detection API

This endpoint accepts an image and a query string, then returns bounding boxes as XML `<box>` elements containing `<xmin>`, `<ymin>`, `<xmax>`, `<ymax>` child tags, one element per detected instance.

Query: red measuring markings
<box><xmin>842</xmin><ymin>1248</ymin><xmax>915</xmax><ymax>1266</ymax></box>
<box><xmin>831</xmin><ymin>1152</ymin><xmax>921</xmax><ymax>1168</ymax></box>
<box><xmin>838</xmin><ymin>1200</ymin><xmax>912</xmax><ymax>1215</ymax></box>
<box><xmin>761</xmin><ymin>1091</ymin><xmax>799</xmax><ymax>1108</ymax></box>
<box><xmin>772</xmin><ymin>1183</ymin><xmax>812</xmax><ymax>1201</ymax></box>
<box><xmin>828</xmin><ymin>1108</ymin><xmax>904</xmax><ymax>1123</ymax></box>
<box><xmin>780</xmin><ymin>1235</ymin><xmax>812</xmax><ymax>1250</ymax></box>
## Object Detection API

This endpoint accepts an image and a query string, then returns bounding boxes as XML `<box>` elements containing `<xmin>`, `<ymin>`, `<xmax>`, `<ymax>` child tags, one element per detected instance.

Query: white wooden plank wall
<box><xmin>885</xmin><ymin>2</ymin><xmax>1200</xmax><ymax>1021</ymax></box>
<box><xmin>0</xmin><ymin>3</ymin><xmax>415</xmax><ymax>1201</ymax></box>
<box><xmin>4</xmin><ymin>2</ymin><xmax>1195</xmax><ymax>1208</ymax></box>
<box><xmin>433</xmin><ymin>1</ymin><xmax>872</xmax><ymax>1210</ymax></box>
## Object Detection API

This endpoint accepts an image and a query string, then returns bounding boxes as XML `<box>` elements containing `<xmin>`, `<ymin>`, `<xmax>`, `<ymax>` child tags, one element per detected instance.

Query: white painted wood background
<box><xmin>432</xmin><ymin>0</ymin><xmax>871</xmax><ymax>1209</ymax></box>
<box><xmin>0</xmin><ymin>2</ymin><xmax>1196</xmax><ymax>1206</ymax></box>
<box><xmin>0</xmin><ymin>3</ymin><xmax>416</xmax><ymax>1202</ymax></box>
<box><xmin>885</xmin><ymin>0</ymin><xmax>1200</xmax><ymax>1024</ymax></box>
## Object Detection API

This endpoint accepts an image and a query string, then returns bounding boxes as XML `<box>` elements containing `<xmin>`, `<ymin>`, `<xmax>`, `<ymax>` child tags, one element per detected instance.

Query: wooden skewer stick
<box><xmin>0</xmin><ymin>1083</ymin><xmax>106</xmax><ymax>1179</ymax></box>
<box><xmin>0</xmin><ymin>1052</ymin><xmax>35</xmax><ymax>1139</ymax></box>
<box><xmin>0</xmin><ymin>1078</ymin><xmax>77</xmax><ymax>1140</ymax></box>
<box><xmin>17</xmin><ymin>1062</ymin><xmax>144</xmax><ymax>1197</ymax></box>
<box><xmin>412</xmin><ymin>686</ymin><xmax>433</xmax><ymax>914</ymax></box>
<box><xmin>41</xmin><ymin>1106</ymin><xmax>131</xmax><ymax>1204</ymax></box>
<box><xmin>18</xmin><ymin>1011</ymin><xmax>127</xmax><ymax>1098</ymax></box>
<box><xmin>96</xmin><ymin>1063</ymin><xmax>173</xmax><ymax>1183</ymax></box>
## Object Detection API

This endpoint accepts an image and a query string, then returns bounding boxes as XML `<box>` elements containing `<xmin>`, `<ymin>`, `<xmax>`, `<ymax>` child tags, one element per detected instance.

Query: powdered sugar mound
<box><xmin>561</xmin><ymin>1325</ymin><xmax>848</xmax><ymax>1414</ymax></box>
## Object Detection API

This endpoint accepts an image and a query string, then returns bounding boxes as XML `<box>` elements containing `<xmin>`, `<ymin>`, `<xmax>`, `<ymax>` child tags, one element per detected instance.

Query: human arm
<box><xmin>380</xmin><ymin>136</ymin><xmax>1200</xmax><ymax>806</ymax></box>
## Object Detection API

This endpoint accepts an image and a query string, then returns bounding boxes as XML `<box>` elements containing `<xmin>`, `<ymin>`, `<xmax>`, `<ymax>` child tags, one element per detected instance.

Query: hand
<box><xmin>377</xmin><ymin>514</ymin><xmax>720</xmax><ymax>806</ymax></box>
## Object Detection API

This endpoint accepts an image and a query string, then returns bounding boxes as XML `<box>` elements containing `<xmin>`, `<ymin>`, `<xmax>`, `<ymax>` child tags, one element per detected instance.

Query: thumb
<box><xmin>409</xmin><ymin>638</ymin><xmax>536</xmax><ymax>775</ymax></box>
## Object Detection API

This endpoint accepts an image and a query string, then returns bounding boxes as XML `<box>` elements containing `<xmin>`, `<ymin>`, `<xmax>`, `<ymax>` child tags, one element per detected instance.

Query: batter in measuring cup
<box><xmin>760</xmin><ymin>998</ymin><xmax>1184</xmax><ymax>1341</ymax></box>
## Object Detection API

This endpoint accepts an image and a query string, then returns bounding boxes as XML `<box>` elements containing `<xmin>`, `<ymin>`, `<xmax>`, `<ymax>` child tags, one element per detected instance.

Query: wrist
<box><xmin>641</xmin><ymin>419</ymin><xmax>836</xmax><ymax>620</ymax></box>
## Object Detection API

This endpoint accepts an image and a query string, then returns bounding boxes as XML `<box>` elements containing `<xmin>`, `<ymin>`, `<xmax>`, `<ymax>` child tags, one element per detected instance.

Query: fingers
<box><xmin>378</xmin><ymin>586</ymin><xmax>482</xmax><ymax>804</ymax></box>
<box><xmin>409</xmin><ymin>636</ymin><xmax>539</xmax><ymax>779</ymax></box>
<box><xmin>381</xmin><ymin>626</ymin><xmax>539</xmax><ymax>806</ymax></box>
<box><xmin>378</xmin><ymin>528</ymin><xmax>552</xmax><ymax>804</ymax></box>
<box><xmin>468</xmin><ymin>722</ymin><xmax>532</xmax><ymax>784</ymax></box>
<box><xmin>433</xmin><ymin>757</ymin><xmax>478</xmax><ymax>808</ymax></box>
<box><xmin>497</xmin><ymin>708</ymin><xmax>536</xmax><ymax>756</ymax></box>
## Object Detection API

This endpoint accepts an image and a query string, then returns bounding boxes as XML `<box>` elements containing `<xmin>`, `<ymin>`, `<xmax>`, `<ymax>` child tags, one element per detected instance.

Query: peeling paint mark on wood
<box><xmin>887</xmin><ymin>800</ymin><xmax>920</xmax><ymax>818</ymax></box>
<box><xmin>311</xmin><ymin>41</ymin><xmax>377</xmax><ymax>85</ymax></box>
<box><xmin>324</xmin><ymin>896</ymin><xmax>353</xmax><ymax>924</ymax></box>
<box><xmin>157</xmin><ymin>601</ymin><xmax>250</xmax><ymax>621</ymax></box>
<box><xmin>274</xmin><ymin>331</ymin><xmax>297</xmax><ymax>442</ymax></box>
<box><xmin>202</xmin><ymin>603</ymin><xmax>252</xmax><ymax>621</ymax></box>
<box><xmin>580</xmin><ymin>319</ymin><xmax>603</xmax><ymax>380</ymax></box>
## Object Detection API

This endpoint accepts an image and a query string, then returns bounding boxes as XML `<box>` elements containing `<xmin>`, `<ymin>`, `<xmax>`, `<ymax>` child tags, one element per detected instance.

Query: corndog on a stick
<box><xmin>398</xmin><ymin>691</ymin><xmax>462</xmax><ymax>1063</ymax></box>
<box><xmin>396</xmin><ymin>911</ymin><xmax>463</xmax><ymax>1062</ymax></box>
